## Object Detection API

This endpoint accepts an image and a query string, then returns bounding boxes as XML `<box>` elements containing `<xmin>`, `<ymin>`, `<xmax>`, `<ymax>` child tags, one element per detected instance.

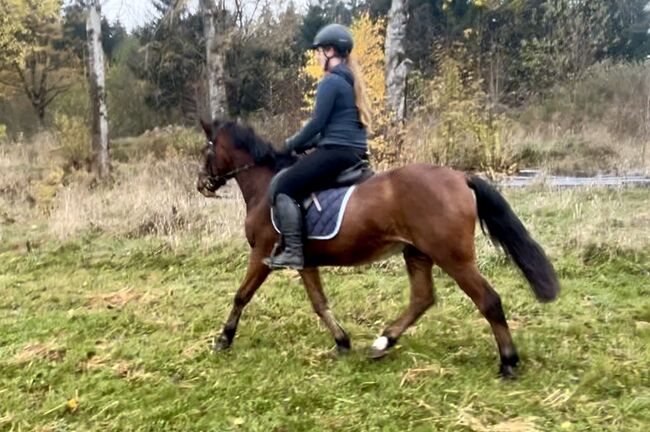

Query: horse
<box><xmin>196</xmin><ymin>119</ymin><xmax>560</xmax><ymax>378</ymax></box>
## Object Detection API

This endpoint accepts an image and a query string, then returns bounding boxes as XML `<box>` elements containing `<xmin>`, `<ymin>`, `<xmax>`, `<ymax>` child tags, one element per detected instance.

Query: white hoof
<box><xmin>372</xmin><ymin>336</ymin><xmax>389</xmax><ymax>351</ymax></box>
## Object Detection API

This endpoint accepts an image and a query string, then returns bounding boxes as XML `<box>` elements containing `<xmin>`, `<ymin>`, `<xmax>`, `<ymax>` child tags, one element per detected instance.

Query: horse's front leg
<box><xmin>213</xmin><ymin>250</ymin><xmax>271</xmax><ymax>352</ymax></box>
<box><xmin>300</xmin><ymin>267</ymin><xmax>351</xmax><ymax>353</ymax></box>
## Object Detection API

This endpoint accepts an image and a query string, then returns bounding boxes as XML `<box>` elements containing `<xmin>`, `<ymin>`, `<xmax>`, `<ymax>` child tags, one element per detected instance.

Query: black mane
<box><xmin>216</xmin><ymin>120</ymin><xmax>296</xmax><ymax>172</ymax></box>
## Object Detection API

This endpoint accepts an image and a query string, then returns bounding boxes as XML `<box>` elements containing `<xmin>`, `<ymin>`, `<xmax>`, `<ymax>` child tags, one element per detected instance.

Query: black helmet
<box><xmin>312</xmin><ymin>24</ymin><xmax>354</xmax><ymax>56</ymax></box>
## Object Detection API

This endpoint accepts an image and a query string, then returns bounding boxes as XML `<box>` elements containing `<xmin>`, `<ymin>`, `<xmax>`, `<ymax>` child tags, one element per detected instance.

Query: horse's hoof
<box><xmin>212</xmin><ymin>335</ymin><xmax>231</xmax><ymax>353</ymax></box>
<box><xmin>370</xmin><ymin>347</ymin><xmax>387</xmax><ymax>359</ymax></box>
<box><xmin>370</xmin><ymin>336</ymin><xmax>390</xmax><ymax>359</ymax></box>
<box><xmin>499</xmin><ymin>364</ymin><xmax>517</xmax><ymax>380</ymax></box>
<box><xmin>336</xmin><ymin>339</ymin><xmax>351</xmax><ymax>355</ymax></box>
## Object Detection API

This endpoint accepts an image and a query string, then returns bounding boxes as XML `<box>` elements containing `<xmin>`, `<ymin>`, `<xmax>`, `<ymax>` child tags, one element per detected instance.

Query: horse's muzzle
<box><xmin>197</xmin><ymin>174</ymin><xmax>220</xmax><ymax>198</ymax></box>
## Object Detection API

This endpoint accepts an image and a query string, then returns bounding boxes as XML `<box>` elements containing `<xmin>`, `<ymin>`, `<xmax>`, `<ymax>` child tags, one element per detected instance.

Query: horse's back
<box><xmin>354</xmin><ymin>163</ymin><xmax>471</xmax><ymax>207</ymax></box>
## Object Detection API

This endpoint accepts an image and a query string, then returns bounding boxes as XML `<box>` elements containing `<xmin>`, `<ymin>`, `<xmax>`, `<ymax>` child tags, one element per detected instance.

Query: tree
<box><xmin>515</xmin><ymin>0</ymin><xmax>650</xmax><ymax>93</ymax></box>
<box><xmin>299</xmin><ymin>0</ymin><xmax>357</xmax><ymax>51</ymax></box>
<box><xmin>0</xmin><ymin>0</ymin><xmax>76</xmax><ymax>124</ymax></box>
<box><xmin>62</xmin><ymin>1</ymin><xmax>127</xmax><ymax>64</ymax></box>
<box><xmin>86</xmin><ymin>0</ymin><xmax>109</xmax><ymax>177</ymax></box>
<box><xmin>384</xmin><ymin>0</ymin><xmax>412</xmax><ymax>123</ymax></box>
<box><xmin>200</xmin><ymin>0</ymin><xmax>229</xmax><ymax>119</ymax></box>
<box><xmin>226</xmin><ymin>2</ymin><xmax>303</xmax><ymax>115</ymax></box>
<box><xmin>0</xmin><ymin>0</ymin><xmax>59</xmax><ymax>67</ymax></box>
<box><xmin>131</xmin><ymin>0</ymin><xmax>204</xmax><ymax>120</ymax></box>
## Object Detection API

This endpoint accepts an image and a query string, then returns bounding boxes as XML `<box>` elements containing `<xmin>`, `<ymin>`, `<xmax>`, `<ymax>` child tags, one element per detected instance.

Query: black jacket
<box><xmin>285</xmin><ymin>63</ymin><xmax>367</xmax><ymax>152</ymax></box>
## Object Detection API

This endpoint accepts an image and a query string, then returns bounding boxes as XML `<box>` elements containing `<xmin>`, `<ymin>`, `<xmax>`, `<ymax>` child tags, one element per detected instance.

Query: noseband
<box><xmin>203</xmin><ymin>140</ymin><xmax>254</xmax><ymax>192</ymax></box>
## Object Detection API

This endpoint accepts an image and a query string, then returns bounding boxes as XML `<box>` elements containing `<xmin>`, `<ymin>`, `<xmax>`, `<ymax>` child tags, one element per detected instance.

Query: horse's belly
<box><xmin>304</xmin><ymin>239</ymin><xmax>406</xmax><ymax>267</ymax></box>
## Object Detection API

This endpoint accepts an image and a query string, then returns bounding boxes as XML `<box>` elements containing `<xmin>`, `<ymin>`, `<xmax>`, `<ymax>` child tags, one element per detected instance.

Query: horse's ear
<box><xmin>200</xmin><ymin>118</ymin><xmax>212</xmax><ymax>139</ymax></box>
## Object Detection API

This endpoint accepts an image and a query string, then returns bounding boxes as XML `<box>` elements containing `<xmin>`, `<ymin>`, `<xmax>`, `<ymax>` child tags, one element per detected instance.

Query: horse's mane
<box><xmin>216</xmin><ymin>120</ymin><xmax>296</xmax><ymax>172</ymax></box>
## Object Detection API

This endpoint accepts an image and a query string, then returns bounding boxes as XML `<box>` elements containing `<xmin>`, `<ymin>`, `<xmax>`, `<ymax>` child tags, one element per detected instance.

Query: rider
<box><xmin>264</xmin><ymin>23</ymin><xmax>372</xmax><ymax>271</ymax></box>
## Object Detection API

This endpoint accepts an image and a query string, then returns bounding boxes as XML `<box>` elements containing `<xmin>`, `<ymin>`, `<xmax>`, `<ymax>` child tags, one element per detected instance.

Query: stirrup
<box><xmin>263</xmin><ymin>252</ymin><xmax>303</xmax><ymax>270</ymax></box>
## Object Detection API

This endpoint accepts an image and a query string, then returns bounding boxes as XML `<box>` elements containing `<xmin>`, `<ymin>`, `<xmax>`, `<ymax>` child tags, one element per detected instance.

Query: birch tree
<box><xmin>384</xmin><ymin>0</ymin><xmax>412</xmax><ymax>124</ymax></box>
<box><xmin>86</xmin><ymin>0</ymin><xmax>109</xmax><ymax>177</ymax></box>
<box><xmin>200</xmin><ymin>0</ymin><xmax>229</xmax><ymax>119</ymax></box>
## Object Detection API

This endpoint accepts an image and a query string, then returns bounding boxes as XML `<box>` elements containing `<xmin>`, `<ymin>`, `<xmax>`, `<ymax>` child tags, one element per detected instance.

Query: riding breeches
<box><xmin>272</xmin><ymin>145</ymin><xmax>367</xmax><ymax>201</ymax></box>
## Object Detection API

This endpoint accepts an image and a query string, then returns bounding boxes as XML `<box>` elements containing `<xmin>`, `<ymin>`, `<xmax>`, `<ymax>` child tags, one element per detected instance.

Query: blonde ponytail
<box><xmin>347</xmin><ymin>56</ymin><xmax>373</xmax><ymax>133</ymax></box>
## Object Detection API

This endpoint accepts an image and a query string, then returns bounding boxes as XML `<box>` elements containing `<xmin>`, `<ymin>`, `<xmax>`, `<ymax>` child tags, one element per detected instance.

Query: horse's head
<box><xmin>197</xmin><ymin>119</ymin><xmax>250</xmax><ymax>198</ymax></box>
<box><xmin>197</xmin><ymin>118</ymin><xmax>296</xmax><ymax>198</ymax></box>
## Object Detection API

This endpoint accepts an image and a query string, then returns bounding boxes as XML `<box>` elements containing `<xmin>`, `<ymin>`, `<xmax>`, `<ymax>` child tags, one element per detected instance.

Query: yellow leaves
<box><xmin>412</xmin><ymin>53</ymin><xmax>514</xmax><ymax>173</ymax></box>
<box><xmin>42</xmin><ymin>392</ymin><xmax>80</xmax><ymax>416</ymax></box>
<box><xmin>299</xmin><ymin>50</ymin><xmax>321</xmax><ymax>111</ymax></box>
<box><xmin>2</xmin><ymin>0</ymin><xmax>59</xmax><ymax>19</ymax></box>
<box><xmin>66</xmin><ymin>398</ymin><xmax>79</xmax><ymax>413</ymax></box>
<box><xmin>0</xmin><ymin>0</ymin><xmax>60</xmax><ymax>65</ymax></box>
<box><xmin>347</xmin><ymin>12</ymin><xmax>391</xmax><ymax>162</ymax></box>
<box><xmin>349</xmin><ymin>12</ymin><xmax>385</xmax><ymax>114</ymax></box>
<box><xmin>302</xmin><ymin>50</ymin><xmax>323</xmax><ymax>82</ymax></box>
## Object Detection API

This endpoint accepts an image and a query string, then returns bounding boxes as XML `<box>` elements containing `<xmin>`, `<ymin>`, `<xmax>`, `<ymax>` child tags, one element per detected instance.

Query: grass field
<box><xmin>1</xmin><ymin>187</ymin><xmax>649</xmax><ymax>431</ymax></box>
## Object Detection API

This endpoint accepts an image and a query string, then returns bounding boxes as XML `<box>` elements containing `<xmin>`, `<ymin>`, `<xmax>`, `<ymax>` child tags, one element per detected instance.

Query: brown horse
<box><xmin>196</xmin><ymin>119</ymin><xmax>560</xmax><ymax>378</ymax></box>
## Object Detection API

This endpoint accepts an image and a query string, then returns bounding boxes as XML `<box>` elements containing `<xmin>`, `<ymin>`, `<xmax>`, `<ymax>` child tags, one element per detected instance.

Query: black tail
<box><xmin>467</xmin><ymin>176</ymin><xmax>560</xmax><ymax>302</ymax></box>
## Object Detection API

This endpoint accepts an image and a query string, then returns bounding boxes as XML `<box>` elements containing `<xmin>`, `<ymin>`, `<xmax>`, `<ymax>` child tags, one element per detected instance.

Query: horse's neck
<box><xmin>234</xmin><ymin>166</ymin><xmax>273</xmax><ymax>210</ymax></box>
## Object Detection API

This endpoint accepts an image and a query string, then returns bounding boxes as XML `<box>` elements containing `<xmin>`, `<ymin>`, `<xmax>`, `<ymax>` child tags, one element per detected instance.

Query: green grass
<box><xmin>1</xmin><ymin>189</ymin><xmax>649</xmax><ymax>431</ymax></box>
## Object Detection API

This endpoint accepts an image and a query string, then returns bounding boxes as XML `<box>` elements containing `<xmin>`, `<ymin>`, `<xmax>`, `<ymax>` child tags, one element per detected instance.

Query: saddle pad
<box><xmin>272</xmin><ymin>186</ymin><xmax>356</xmax><ymax>240</ymax></box>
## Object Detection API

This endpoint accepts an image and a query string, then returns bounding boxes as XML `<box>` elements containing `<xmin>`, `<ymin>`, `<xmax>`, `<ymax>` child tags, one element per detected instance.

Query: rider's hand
<box><xmin>277</xmin><ymin>145</ymin><xmax>296</xmax><ymax>158</ymax></box>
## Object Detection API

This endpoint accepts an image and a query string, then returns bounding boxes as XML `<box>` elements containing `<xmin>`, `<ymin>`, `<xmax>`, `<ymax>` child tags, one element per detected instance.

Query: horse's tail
<box><xmin>466</xmin><ymin>175</ymin><xmax>560</xmax><ymax>302</ymax></box>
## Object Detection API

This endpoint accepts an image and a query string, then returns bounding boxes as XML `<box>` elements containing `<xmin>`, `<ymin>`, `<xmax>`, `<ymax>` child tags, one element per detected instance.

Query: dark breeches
<box><xmin>273</xmin><ymin>146</ymin><xmax>366</xmax><ymax>201</ymax></box>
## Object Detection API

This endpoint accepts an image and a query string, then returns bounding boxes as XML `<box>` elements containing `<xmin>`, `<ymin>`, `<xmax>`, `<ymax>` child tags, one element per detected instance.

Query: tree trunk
<box><xmin>384</xmin><ymin>0</ymin><xmax>412</xmax><ymax>124</ymax></box>
<box><xmin>86</xmin><ymin>0</ymin><xmax>109</xmax><ymax>177</ymax></box>
<box><xmin>200</xmin><ymin>0</ymin><xmax>229</xmax><ymax>120</ymax></box>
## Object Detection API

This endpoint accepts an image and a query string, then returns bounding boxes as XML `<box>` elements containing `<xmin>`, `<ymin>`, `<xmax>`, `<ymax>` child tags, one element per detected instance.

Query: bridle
<box><xmin>202</xmin><ymin>140</ymin><xmax>254</xmax><ymax>192</ymax></box>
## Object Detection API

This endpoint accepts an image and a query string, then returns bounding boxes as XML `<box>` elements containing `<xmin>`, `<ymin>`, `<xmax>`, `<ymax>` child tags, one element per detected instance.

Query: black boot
<box><xmin>264</xmin><ymin>194</ymin><xmax>304</xmax><ymax>270</ymax></box>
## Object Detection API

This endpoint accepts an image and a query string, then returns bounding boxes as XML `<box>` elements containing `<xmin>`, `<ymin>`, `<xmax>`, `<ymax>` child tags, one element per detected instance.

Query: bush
<box><xmin>404</xmin><ymin>54</ymin><xmax>516</xmax><ymax>174</ymax></box>
<box><xmin>111</xmin><ymin>126</ymin><xmax>204</xmax><ymax>163</ymax></box>
<box><xmin>53</xmin><ymin>113</ymin><xmax>91</xmax><ymax>171</ymax></box>
<box><xmin>514</xmin><ymin>61</ymin><xmax>650</xmax><ymax>174</ymax></box>
<box><xmin>519</xmin><ymin>61</ymin><xmax>650</xmax><ymax>139</ymax></box>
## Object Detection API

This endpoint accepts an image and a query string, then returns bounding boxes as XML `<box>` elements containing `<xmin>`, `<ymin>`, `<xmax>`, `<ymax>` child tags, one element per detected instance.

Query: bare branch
<box><xmin>42</xmin><ymin>85</ymin><xmax>71</xmax><ymax>108</ymax></box>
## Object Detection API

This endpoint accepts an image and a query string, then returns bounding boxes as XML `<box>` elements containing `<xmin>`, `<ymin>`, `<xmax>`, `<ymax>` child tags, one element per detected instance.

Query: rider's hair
<box><xmin>346</xmin><ymin>56</ymin><xmax>373</xmax><ymax>133</ymax></box>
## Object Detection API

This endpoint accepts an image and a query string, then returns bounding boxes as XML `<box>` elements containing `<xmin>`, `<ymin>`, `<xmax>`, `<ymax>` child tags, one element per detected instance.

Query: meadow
<box><xmin>1</xmin><ymin>136</ymin><xmax>649</xmax><ymax>430</ymax></box>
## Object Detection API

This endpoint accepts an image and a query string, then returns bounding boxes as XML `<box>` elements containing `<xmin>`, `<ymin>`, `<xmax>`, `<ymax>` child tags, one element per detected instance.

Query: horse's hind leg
<box><xmin>443</xmin><ymin>261</ymin><xmax>519</xmax><ymax>378</ymax></box>
<box><xmin>371</xmin><ymin>246</ymin><xmax>435</xmax><ymax>359</ymax></box>
<box><xmin>300</xmin><ymin>267</ymin><xmax>351</xmax><ymax>353</ymax></box>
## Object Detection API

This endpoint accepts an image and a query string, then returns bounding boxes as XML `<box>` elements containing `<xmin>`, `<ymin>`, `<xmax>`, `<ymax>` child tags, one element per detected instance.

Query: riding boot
<box><xmin>264</xmin><ymin>194</ymin><xmax>304</xmax><ymax>270</ymax></box>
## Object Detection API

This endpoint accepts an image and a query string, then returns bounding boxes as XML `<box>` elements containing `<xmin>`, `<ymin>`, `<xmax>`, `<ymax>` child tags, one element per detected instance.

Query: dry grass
<box><xmin>48</xmin><ymin>157</ymin><xmax>245</xmax><ymax>247</ymax></box>
<box><xmin>512</xmin><ymin>61</ymin><xmax>650</xmax><ymax>175</ymax></box>
<box><xmin>11</xmin><ymin>341</ymin><xmax>66</xmax><ymax>365</ymax></box>
<box><xmin>86</xmin><ymin>287</ymin><xmax>148</xmax><ymax>310</ymax></box>
<box><xmin>513</xmin><ymin>124</ymin><xmax>649</xmax><ymax>175</ymax></box>
<box><xmin>403</xmin><ymin>62</ymin><xmax>650</xmax><ymax>175</ymax></box>
<box><xmin>403</xmin><ymin>117</ymin><xmax>650</xmax><ymax>176</ymax></box>
<box><xmin>2</xmin><ymin>123</ymin><xmax>648</xmax><ymax>260</ymax></box>
<box><xmin>0</xmin><ymin>127</ymin><xmax>245</xmax><ymax>249</ymax></box>
<box><xmin>0</xmin><ymin>132</ymin><xmax>58</xmax><ymax>226</ymax></box>
<box><xmin>517</xmin><ymin>187</ymin><xmax>650</xmax><ymax>254</ymax></box>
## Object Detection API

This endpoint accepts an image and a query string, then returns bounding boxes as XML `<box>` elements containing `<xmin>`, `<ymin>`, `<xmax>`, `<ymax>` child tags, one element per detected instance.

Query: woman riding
<box><xmin>263</xmin><ymin>23</ymin><xmax>373</xmax><ymax>271</ymax></box>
